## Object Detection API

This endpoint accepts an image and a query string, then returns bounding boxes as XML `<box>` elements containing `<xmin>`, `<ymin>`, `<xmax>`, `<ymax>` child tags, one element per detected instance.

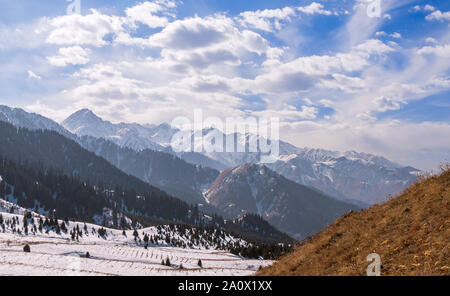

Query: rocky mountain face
<box><xmin>204</xmin><ymin>163</ymin><xmax>359</xmax><ymax>239</ymax></box>
<box><xmin>267</xmin><ymin>150</ymin><xmax>419</xmax><ymax>206</ymax></box>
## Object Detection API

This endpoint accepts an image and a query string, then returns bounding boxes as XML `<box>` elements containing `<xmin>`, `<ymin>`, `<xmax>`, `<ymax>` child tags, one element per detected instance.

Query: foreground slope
<box><xmin>259</xmin><ymin>167</ymin><xmax>450</xmax><ymax>276</ymax></box>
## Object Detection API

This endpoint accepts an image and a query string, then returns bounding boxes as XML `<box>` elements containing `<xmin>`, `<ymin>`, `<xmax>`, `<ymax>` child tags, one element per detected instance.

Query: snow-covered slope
<box><xmin>0</xmin><ymin>205</ymin><xmax>272</xmax><ymax>276</ymax></box>
<box><xmin>204</xmin><ymin>163</ymin><xmax>358</xmax><ymax>239</ymax></box>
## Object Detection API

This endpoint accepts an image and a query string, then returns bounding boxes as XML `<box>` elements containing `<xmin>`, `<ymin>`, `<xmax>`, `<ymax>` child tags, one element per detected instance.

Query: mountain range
<box><xmin>59</xmin><ymin>107</ymin><xmax>419</xmax><ymax>206</ymax></box>
<box><xmin>0</xmin><ymin>105</ymin><xmax>421</xmax><ymax>240</ymax></box>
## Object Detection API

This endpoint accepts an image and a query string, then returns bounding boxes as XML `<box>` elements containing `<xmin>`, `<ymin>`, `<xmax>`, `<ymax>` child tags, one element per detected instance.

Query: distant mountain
<box><xmin>204</xmin><ymin>163</ymin><xmax>358</xmax><ymax>239</ymax></box>
<box><xmin>78</xmin><ymin>136</ymin><xmax>220</xmax><ymax>206</ymax></box>
<box><xmin>62</xmin><ymin>109</ymin><xmax>226</xmax><ymax>171</ymax></box>
<box><xmin>267</xmin><ymin>149</ymin><xmax>420</xmax><ymax>206</ymax></box>
<box><xmin>62</xmin><ymin>108</ymin><xmax>167</xmax><ymax>151</ymax></box>
<box><xmin>0</xmin><ymin>105</ymin><xmax>72</xmax><ymax>138</ymax></box>
<box><xmin>61</xmin><ymin>109</ymin><xmax>419</xmax><ymax>206</ymax></box>
<box><xmin>258</xmin><ymin>166</ymin><xmax>450</xmax><ymax>276</ymax></box>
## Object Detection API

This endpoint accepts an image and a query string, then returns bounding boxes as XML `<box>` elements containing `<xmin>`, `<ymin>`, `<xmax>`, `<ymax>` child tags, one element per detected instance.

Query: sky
<box><xmin>0</xmin><ymin>0</ymin><xmax>449</xmax><ymax>170</ymax></box>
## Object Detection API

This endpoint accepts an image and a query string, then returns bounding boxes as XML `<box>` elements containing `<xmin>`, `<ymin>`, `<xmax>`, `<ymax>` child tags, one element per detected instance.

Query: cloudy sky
<box><xmin>0</xmin><ymin>0</ymin><xmax>449</xmax><ymax>170</ymax></box>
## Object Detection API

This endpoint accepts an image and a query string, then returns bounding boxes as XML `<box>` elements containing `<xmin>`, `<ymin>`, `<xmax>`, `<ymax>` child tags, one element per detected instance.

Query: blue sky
<box><xmin>0</xmin><ymin>0</ymin><xmax>449</xmax><ymax>170</ymax></box>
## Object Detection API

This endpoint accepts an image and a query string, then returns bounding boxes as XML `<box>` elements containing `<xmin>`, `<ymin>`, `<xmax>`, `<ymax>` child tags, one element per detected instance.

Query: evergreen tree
<box><xmin>23</xmin><ymin>244</ymin><xmax>30</xmax><ymax>253</ymax></box>
<box><xmin>60</xmin><ymin>221</ymin><xmax>67</xmax><ymax>232</ymax></box>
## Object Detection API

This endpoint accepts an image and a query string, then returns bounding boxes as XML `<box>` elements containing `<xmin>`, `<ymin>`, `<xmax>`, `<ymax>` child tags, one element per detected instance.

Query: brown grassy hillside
<box><xmin>258</xmin><ymin>166</ymin><xmax>450</xmax><ymax>276</ymax></box>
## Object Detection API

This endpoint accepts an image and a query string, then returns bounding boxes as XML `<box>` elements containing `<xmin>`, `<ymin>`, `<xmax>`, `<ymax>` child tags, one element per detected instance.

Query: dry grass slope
<box><xmin>258</xmin><ymin>166</ymin><xmax>450</xmax><ymax>276</ymax></box>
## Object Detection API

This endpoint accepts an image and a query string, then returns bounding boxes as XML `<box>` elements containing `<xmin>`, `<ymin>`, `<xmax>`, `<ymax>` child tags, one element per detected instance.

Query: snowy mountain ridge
<box><xmin>60</xmin><ymin>109</ymin><xmax>418</xmax><ymax>205</ymax></box>
<box><xmin>62</xmin><ymin>108</ymin><xmax>172</xmax><ymax>151</ymax></box>
<box><xmin>0</xmin><ymin>106</ymin><xmax>420</xmax><ymax>206</ymax></box>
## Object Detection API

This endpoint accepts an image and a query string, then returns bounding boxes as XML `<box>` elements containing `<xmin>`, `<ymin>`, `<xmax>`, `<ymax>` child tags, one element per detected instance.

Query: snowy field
<box><xmin>0</xmin><ymin>210</ymin><xmax>274</xmax><ymax>276</ymax></box>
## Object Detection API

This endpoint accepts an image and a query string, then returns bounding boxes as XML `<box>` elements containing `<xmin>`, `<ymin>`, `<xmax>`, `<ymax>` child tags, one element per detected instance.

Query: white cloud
<box><xmin>319</xmin><ymin>74</ymin><xmax>367</xmax><ymax>93</ymax></box>
<box><xmin>253</xmin><ymin>105</ymin><xmax>318</xmax><ymax>121</ymax></box>
<box><xmin>373</xmin><ymin>96</ymin><xmax>405</xmax><ymax>112</ymax></box>
<box><xmin>425</xmin><ymin>37</ymin><xmax>438</xmax><ymax>44</ymax></box>
<box><xmin>418</xmin><ymin>44</ymin><xmax>450</xmax><ymax>58</ymax></box>
<box><xmin>425</xmin><ymin>10</ymin><xmax>450</xmax><ymax>22</ymax></box>
<box><xmin>297</xmin><ymin>2</ymin><xmax>332</xmax><ymax>15</ymax></box>
<box><xmin>46</xmin><ymin>9</ymin><xmax>124</xmax><ymax>47</ymax></box>
<box><xmin>238</xmin><ymin>7</ymin><xmax>296</xmax><ymax>32</ymax></box>
<box><xmin>319</xmin><ymin>99</ymin><xmax>333</xmax><ymax>107</ymax></box>
<box><xmin>424</xmin><ymin>5</ymin><xmax>436</xmax><ymax>12</ymax></box>
<box><xmin>302</xmin><ymin>98</ymin><xmax>313</xmax><ymax>105</ymax></box>
<box><xmin>115</xmin><ymin>15</ymin><xmax>277</xmax><ymax>74</ymax></box>
<box><xmin>412</xmin><ymin>5</ymin><xmax>436</xmax><ymax>13</ymax></box>
<box><xmin>237</xmin><ymin>2</ymin><xmax>334</xmax><ymax>32</ymax></box>
<box><xmin>27</xmin><ymin>70</ymin><xmax>41</xmax><ymax>80</ymax></box>
<box><xmin>125</xmin><ymin>1</ymin><xmax>176</xmax><ymax>28</ymax></box>
<box><xmin>252</xmin><ymin>39</ymin><xmax>394</xmax><ymax>94</ymax></box>
<box><xmin>47</xmin><ymin>46</ymin><xmax>90</xmax><ymax>67</ymax></box>
<box><xmin>375</xmin><ymin>31</ymin><xmax>402</xmax><ymax>39</ymax></box>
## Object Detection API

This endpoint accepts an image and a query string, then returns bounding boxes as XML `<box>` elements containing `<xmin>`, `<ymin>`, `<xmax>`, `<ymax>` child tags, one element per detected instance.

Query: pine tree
<box><xmin>23</xmin><ymin>244</ymin><xmax>30</xmax><ymax>253</ymax></box>
<box><xmin>60</xmin><ymin>221</ymin><xmax>67</xmax><ymax>232</ymax></box>
<box><xmin>198</xmin><ymin>259</ymin><xmax>203</xmax><ymax>268</ymax></box>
